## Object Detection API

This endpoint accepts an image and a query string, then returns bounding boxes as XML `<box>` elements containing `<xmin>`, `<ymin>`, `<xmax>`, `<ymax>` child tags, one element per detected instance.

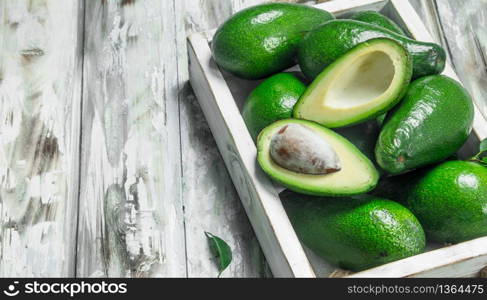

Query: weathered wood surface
<box><xmin>77</xmin><ymin>0</ymin><xmax>187</xmax><ymax>277</ymax></box>
<box><xmin>0</xmin><ymin>0</ymin><xmax>486</xmax><ymax>278</ymax></box>
<box><xmin>182</xmin><ymin>0</ymin><xmax>271</xmax><ymax>278</ymax></box>
<box><xmin>0</xmin><ymin>0</ymin><xmax>83</xmax><ymax>277</ymax></box>
<box><xmin>0</xmin><ymin>0</ymin><xmax>271</xmax><ymax>279</ymax></box>
<box><xmin>349</xmin><ymin>236</ymin><xmax>487</xmax><ymax>278</ymax></box>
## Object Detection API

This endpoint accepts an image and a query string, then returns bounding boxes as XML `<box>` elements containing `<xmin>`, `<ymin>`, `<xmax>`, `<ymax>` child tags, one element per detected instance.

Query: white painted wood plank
<box><xmin>0</xmin><ymin>0</ymin><xmax>83</xmax><ymax>277</ymax></box>
<box><xmin>180</xmin><ymin>0</ymin><xmax>273</xmax><ymax>278</ymax></box>
<box><xmin>188</xmin><ymin>32</ymin><xmax>316</xmax><ymax>277</ymax></box>
<box><xmin>314</xmin><ymin>0</ymin><xmax>387</xmax><ymax>15</ymax></box>
<box><xmin>76</xmin><ymin>0</ymin><xmax>186</xmax><ymax>277</ymax></box>
<box><xmin>349</xmin><ymin>236</ymin><xmax>487</xmax><ymax>278</ymax></box>
<box><xmin>408</xmin><ymin>0</ymin><xmax>487</xmax><ymax>141</ymax></box>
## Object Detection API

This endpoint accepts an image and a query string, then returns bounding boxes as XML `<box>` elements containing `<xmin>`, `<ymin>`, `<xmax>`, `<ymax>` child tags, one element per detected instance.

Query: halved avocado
<box><xmin>257</xmin><ymin>119</ymin><xmax>379</xmax><ymax>196</ymax></box>
<box><xmin>294</xmin><ymin>38</ymin><xmax>412</xmax><ymax>128</ymax></box>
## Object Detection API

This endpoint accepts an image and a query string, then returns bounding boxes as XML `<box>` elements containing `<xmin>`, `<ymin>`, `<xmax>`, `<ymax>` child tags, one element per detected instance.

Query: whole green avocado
<box><xmin>407</xmin><ymin>161</ymin><xmax>487</xmax><ymax>243</ymax></box>
<box><xmin>282</xmin><ymin>192</ymin><xmax>425</xmax><ymax>271</ymax></box>
<box><xmin>376</xmin><ymin>75</ymin><xmax>474</xmax><ymax>175</ymax></box>
<box><xmin>298</xmin><ymin>19</ymin><xmax>445</xmax><ymax>80</ymax></box>
<box><xmin>351</xmin><ymin>11</ymin><xmax>406</xmax><ymax>35</ymax></box>
<box><xmin>242</xmin><ymin>73</ymin><xmax>306</xmax><ymax>141</ymax></box>
<box><xmin>212</xmin><ymin>3</ymin><xmax>334</xmax><ymax>79</ymax></box>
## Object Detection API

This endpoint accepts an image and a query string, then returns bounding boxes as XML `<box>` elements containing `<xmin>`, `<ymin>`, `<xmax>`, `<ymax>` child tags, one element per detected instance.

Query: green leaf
<box><xmin>205</xmin><ymin>231</ymin><xmax>232</xmax><ymax>277</ymax></box>
<box><xmin>482</xmin><ymin>157</ymin><xmax>487</xmax><ymax>164</ymax></box>
<box><xmin>470</xmin><ymin>138</ymin><xmax>487</xmax><ymax>161</ymax></box>
<box><xmin>481</xmin><ymin>138</ymin><xmax>487</xmax><ymax>154</ymax></box>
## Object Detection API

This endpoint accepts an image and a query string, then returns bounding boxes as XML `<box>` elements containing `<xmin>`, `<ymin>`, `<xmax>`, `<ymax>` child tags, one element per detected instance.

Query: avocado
<box><xmin>257</xmin><ymin>119</ymin><xmax>379</xmax><ymax>196</ymax></box>
<box><xmin>212</xmin><ymin>3</ymin><xmax>334</xmax><ymax>79</ymax></box>
<box><xmin>298</xmin><ymin>20</ymin><xmax>445</xmax><ymax>80</ymax></box>
<box><xmin>351</xmin><ymin>11</ymin><xmax>406</xmax><ymax>35</ymax></box>
<box><xmin>282</xmin><ymin>191</ymin><xmax>426</xmax><ymax>271</ymax></box>
<box><xmin>334</xmin><ymin>120</ymin><xmax>383</xmax><ymax>175</ymax></box>
<box><xmin>371</xmin><ymin>170</ymin><xmax>425</xmax><ymax>205</ymax></box>
<box><xmin>294</xmin><ymin>38</ymin><xmax>412</xmax><ymax>128</ymax></box>
<box><xmin>242</xmin><ymin>73</ymin><xmax>306</xmax><ymax>141</ymax></box>
<box><xmin>406</xmin><ymin>161</ymin><xmax>487</xmax><ymax>243</ymax></box>
<box><xmin>376</xmin><ymin>75</ymin><xmax>474</xmax><ymax>175</ymax></box>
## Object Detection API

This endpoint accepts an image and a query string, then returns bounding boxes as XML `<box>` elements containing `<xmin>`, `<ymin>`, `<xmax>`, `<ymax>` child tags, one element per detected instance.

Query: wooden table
<box><xmin>0</xmin><ymin>0</ymin><xmax>485</xmax><ymax>277</ymax></box>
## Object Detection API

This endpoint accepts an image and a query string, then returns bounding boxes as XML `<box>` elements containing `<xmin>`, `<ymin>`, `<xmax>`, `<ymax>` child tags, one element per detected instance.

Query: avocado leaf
<box><xmin>480</xmin><ymin>138</ymin><xmax>487</xmax><ymax>154</ymax></box>
<box><xmin>205</xmin><ymin>231</ymin><xmax>232</xmax><ymax>277</ymax></box>
<box><xmin>470</xmin><ymin>139</ymin><xmax>487</xmax><ymax>165</ymax></box>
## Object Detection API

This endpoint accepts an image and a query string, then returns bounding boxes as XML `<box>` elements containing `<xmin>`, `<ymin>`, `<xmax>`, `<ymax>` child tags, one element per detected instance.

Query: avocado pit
<box><xmin>269</xmin><ymin>124</ymin><xmax>341</xmax><ymax>175</ymax></box>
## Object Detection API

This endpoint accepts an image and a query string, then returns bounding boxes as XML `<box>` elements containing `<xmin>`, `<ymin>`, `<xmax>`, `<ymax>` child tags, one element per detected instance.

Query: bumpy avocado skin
<box><xmin>282</xmin><ymin>192</ymin><xmax>425</xmax><ymax>271</ymax></box>
<box><xmin>212</xmin><ymin>3</ymin><xmax>334</xmax><ymax>79</ymax></box>
<box><xmin>298</xmin><ymin>20</ymin><xmax>445</xmax><ymax>80</ymax></box>
<box><xmin>407</xmin><ymin>161</ymin><xmax>487</xmax><ymax>243</ymax></box>
<box><xmin>242</xmin><ymin>73</ymin><xmax>306</xmax><ymax>141</ymax></box>
<box><xmin>351</xmin><ymin>11</ymin><xmax>406</xmax><ymax>35</ymax></box>
<box><xmin>375</xmin><ymin>75</ymin><xmax>474</xmax><ymax>175</ymax></box>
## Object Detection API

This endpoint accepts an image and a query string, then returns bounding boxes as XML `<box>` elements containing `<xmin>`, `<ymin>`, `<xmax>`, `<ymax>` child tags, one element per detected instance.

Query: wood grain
<box><xmin>0</xmin><ymin>0</ymin><xmax>84</xmax><ymax>277</ymax></box>
<box><xmin>188</xmin><ymin>33</ymin><xmax>316</xmax><ymax>277</ymax></box>
<box><xmin>181</xmin><ymin>0</ymin><xmax>270</xmax><ymax>278</ymax></box>
<box><xmin>76</xmin><ymin>0</ymin><xmax>186</xmax><ymax>277</ymax></box>
<box><xmin>410</xmin><ymin>0</ymin><xmax>487</xmax><ymax>121</ymax></box>
<box><xmin>0</xmin><ymin>0</ymin><xmax>485</xmax><ymax>278</ymax></box>
<box><xmin>349</xmin><ymin>236</ymin><xmax>487</xmax><ymax>278</ymax></box>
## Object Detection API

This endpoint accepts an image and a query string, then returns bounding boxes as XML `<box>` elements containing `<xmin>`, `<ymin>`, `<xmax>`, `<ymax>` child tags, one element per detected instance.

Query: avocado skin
<box><xmin>351</xmin><ymin>11</ymin><xmax>406</xmax><ymax>35</ymax></box>
<box><xmin>294</xmin><ymin>38</ymin><xmax>412</xmax><ymax>128</ymax></box>
<box><xmin>243</xmin><ymin>73</ymin><xmax>306</xmax><ymax>141</ymax></box>
<box><xmin>406</xmin><ymin>161</ymin><xmax>487</xmax><ymax>243</ymax></box>
<box><xmin>298</xmin><ymin>20</ymin><xmax>445</xmax><ymax>80</ymax></box>
<box><xmin>282</xmin><ymin>192</ymin><xmax>425</xmax><ymax>271</ymax></box>
<box><xmin>376</xmin><ymin>75</ymin><xmax>474</xmax><ymax>175</ymax></box>
<box><xmin>212</xmin><ymin>3</ymin><xmax>334</xmax><ymax>79</ymax></box>
<box><xmin>257</xmin><ymin>119</ymin><xmax>379</xmax><ymax>196</ymax></box>
<box><xmin>371</xmin><ymin>170</ymin><xmax>425</xmax><ymax>205</ymax></box>
<box><xmin>334</xmin><ymin>120</ymin><xmax>383</xmax><ymax>175</ymax></box>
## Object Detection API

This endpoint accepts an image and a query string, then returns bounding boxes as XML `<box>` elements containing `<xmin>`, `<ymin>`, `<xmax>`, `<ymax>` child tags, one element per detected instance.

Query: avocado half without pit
<box><xmin>294</xmin><ymin>38</ymin><xmax>412</xmax><ymax>128</ymax></box>
<box><xmin>257</xmin><ymin>119</ymin><xmax>379</xmax><ymax>196</ymax></box>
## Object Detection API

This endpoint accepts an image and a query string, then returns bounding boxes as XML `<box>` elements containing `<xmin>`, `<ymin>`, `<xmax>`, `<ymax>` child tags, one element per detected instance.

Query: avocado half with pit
<box><xmin>294</xmin><ymin>38</ymin><xmax>412</xmax><ymax>128</ymax></box>
<box><xmin>257</xmin><ymin>119</ymin><xmax>379</xmax><ymax>196</ymax></box>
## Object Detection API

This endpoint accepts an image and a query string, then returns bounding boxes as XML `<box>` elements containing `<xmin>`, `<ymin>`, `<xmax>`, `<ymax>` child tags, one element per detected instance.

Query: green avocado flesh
<box><xmin>351</xmin><ymin>11</ymin><xmax>406</xmax><ymax>35</ymax></box>
<box><xmin>376</xmin><ymin>75</ymin><xmax>474</xmax><ymax>175</ymax></box>
<box><xmin>406</xmin><ymin>161</ymin><xmax>487</xmax><ymax>243</ymax></box>
<box><xmin>212</xmin><ymin>3</ymin><xmax>334</xmax><ymax>79</ymax></box>
<box><xmin>298</xmin><ymin>20</ymin><xmax>446</xmax><ymax>80</ymax></box>
<box><xmin>242</xmin><ymin>73</ymin><xmax>306</xmax><ymax>141</ymax></box>
<box><xmin>257</xmin><ymin>119</ymin><xmax>379</xmax><ymax>196</ymax></box>
<box><xmin>282</xmin><ymin>192</ymin><xmax>426</xmax><ymax>271</ymax></box>
<box><xmin>294</xmin><ymin>38</ymin><xmax>412</xmax><ymax>128</ymax></box>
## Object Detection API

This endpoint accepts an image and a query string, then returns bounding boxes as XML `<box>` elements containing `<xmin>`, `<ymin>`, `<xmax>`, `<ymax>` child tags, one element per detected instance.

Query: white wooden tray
<box><xmin>188</xmin><ymin>0</ymin><xmax>487</xmax><ymax>278</ymax></box>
